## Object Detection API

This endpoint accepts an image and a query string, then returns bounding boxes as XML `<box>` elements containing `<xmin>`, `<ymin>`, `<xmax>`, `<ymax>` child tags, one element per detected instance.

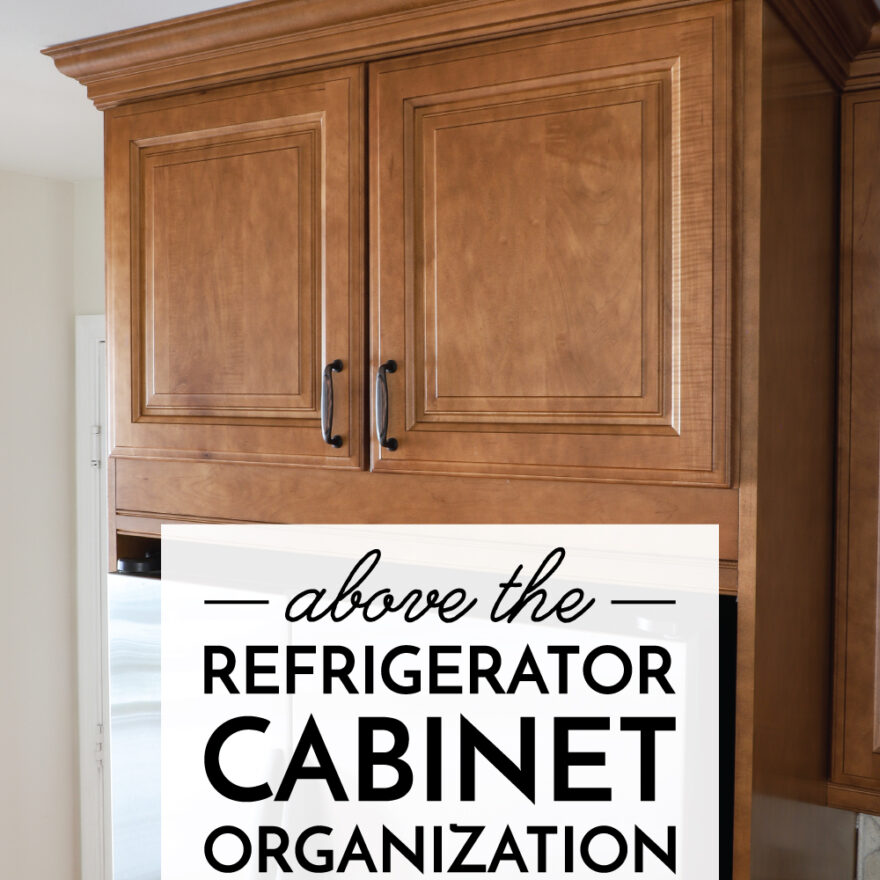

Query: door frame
<box><xmin>75</xmin><ymin>314</ymin><xmax>110</xmax><ymax>880</ymax></box>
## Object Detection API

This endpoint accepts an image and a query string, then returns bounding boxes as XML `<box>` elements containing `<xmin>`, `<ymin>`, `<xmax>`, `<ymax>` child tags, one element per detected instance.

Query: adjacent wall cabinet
<box><xmin>105</xmin><ymin>66</ymin><xmax>364</xmax><ymax>468</ymax></box>
<box><xmin>830</xmin><ymin>88</ymin><xmax>880</xmax><ymax>814</ymax></box>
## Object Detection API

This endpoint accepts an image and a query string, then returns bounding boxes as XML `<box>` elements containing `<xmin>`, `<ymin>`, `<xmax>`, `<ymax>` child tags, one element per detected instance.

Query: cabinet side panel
<box><xmin>749</xmin><ymin>3</ymin><xmax>853</xmax><ymax>877</ymax></box>
<box><xmin>832</xmin><ymin>91</ymin><xmax>880</xmax><ymax>794</ymax></box>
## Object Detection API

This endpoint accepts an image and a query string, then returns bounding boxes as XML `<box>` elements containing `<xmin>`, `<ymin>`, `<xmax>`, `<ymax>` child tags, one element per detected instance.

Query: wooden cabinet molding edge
<box><xmin>827</xmin><ymin>781</ymin><xmax>880</xmax><ymax>815</ymax></box>
<box><xmin>768</xmin><ymin>0</ymin><xmax>877</xmax><ymax>87</ymax></box>
<box><xmin>44</xmin><ymin>0</ymin><xmax>877</xmax><ymax>106</ymax></box>
<box><xmin>116</xmin><ymin>509</ymin><xmax>739</xmax><ymax>589</ymax></box>
<box><xmin>847</xmin><ymin>25</ymin><xmax>880</xmax><ymax>88</ymax></box>
<box><xmin>110</xmin><ymin>456</ymin><xmax>741</xmax><ymax>557</ymax></box>
<box><xmin>42</xmin><ymin>0</ymin><xmax>713</xmax><ymax>108</ymax></box>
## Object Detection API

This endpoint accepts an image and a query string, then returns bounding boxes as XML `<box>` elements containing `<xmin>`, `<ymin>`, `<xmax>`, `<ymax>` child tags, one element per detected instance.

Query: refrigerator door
<box><xmin>107</xmin><ymin>572</ymin><xmax>160</xmax><ymax>880</ymax></box>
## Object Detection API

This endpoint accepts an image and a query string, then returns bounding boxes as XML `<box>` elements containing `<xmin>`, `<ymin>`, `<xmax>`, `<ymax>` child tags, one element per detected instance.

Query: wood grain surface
<box><xmin>105</xmin><ymin>65</ymin><xmax>365</xmax><ymax>469</ymax></box>
<box><xmin>370</xmin><ymin>6</ymin><xmax>731</xmax><ymax>485</ymax></box>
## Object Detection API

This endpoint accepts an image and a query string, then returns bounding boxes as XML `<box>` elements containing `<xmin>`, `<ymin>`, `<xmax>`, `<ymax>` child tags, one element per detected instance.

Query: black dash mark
<box><xmin>204</xmin><ymin>600</ymin><xmax>270</xmax><ymax>605</ymax></box>
<box><xmin>610</xmin><ymin>600</ymin><xmax>677</xmax><ymax>605</ymax></box>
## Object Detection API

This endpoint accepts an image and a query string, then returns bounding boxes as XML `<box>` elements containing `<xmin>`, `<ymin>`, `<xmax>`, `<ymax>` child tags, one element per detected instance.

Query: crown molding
<box><xmin>44</xmin><ymin>0</ymin><xmax>880</xmax><ymax>107</ymax></box>
<box><xmin>846</xmin><ymin>20</ymin><xmax>880</xmax><ymax>88</ymax></box>
<box><xmin>768</xmin><ymin>0</ymin><xmax>878</xmax><ymax>88</ymax></box>
<box><xmin>43</xmin><ymin>0</ymin><xmax>712</xmax><ymax>109</ymax></box>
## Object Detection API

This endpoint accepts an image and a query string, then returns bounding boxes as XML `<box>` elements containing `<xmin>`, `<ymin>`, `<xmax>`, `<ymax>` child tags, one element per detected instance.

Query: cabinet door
<box><xmin>831</xmin><ymin>93</ymin><xmax>880</xmax><ymax>805</ymax></box>
<box><xmin>370</xmin><ymin>7</ymin><xmax>730</xmax><ymax>484</ymax></box>
<box><xmin>106</xmin><ymin>66</ymin><xmax>363</xmax><ymax>469</ymax></box>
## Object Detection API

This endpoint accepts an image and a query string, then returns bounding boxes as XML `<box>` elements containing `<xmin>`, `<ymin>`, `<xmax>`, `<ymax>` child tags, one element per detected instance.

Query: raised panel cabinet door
<box><xmin>106</xmin><ymin>66</ymin><xmax>364</xmax><ymax>469</ymax></box>
<box><xmin>832</xmin><ymin>93</ymin><xmax>880</xmax><ymax>796</ymax></box>
<box><xmin>370</xmin><ymin>5</ymin><xmax>731</xmax><ymax>484</ymax></box>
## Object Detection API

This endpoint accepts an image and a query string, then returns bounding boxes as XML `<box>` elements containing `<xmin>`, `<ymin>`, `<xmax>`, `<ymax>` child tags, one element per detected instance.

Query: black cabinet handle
<box><xmin>376</xmin><ymin>360</ymin><xmax>398</xmax><ymax>451</ymax></box>
<box><xmin>321</xmin><ymin>359</ymin><xmax>343</xmax><ymax>448</ymax></box>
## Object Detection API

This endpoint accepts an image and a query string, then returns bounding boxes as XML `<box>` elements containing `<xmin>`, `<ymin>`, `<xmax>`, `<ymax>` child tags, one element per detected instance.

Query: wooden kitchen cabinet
<box><xmin>104</xmin><ymin>8</ymin><xmax>732</xmax><ymax>488</ymax></box>
<box><xmin>72</xmin><ymin>3</ymin><xmax>743</xmax><ymax>539</ymax></box>
<box><xmin>104</xmin><ymin>66</ymin><xmax>365</xmax><ymax>468</ymax></box>
<box><xmin>829</xmin><ymin>89</ymin><xmax>880</xmax><ymax>813</ymax></box>
<box><xmin>370</xmin><ymin>11</ymin><xmax>730</xmax><ymax>485</ymax></box>
<box><xmin>46</xmin><ymin>0</ymin><xmax>879</xmax><ymax>876</ymax></box>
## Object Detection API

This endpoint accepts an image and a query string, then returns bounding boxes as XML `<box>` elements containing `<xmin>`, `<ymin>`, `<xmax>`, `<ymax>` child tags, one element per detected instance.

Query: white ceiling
<box><xmin>0</xmin><ymin>0</ymin><xmax>231</xmax><ymax>180</ymax></box>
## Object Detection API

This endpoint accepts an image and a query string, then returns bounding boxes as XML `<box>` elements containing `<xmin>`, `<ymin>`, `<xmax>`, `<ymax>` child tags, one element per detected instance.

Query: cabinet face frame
<box><xmin>832</xmin><ymin>90</ymin><xmax>880</xmax><ymax>799</ymax></box>
<box><xmin>369</xmin><ymin>4</ymin><xmax>732</xmax><ymax>485</ymax></box>
<box><xmin>105</xmin><ymin>65</ymin><xmax>365</xmax><ymax>469</ymax></box>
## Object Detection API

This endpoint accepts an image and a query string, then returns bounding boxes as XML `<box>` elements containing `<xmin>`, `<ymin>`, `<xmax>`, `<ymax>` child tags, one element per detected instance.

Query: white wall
<box><xmin>0</xmin><ymin>170</ymin><xmax>103</xmax><ymax>880</ymax></box>
<box><xmin>74</xmin><ymin>178</ymin><xmax>104</xmax><ymax>315</ymax></box>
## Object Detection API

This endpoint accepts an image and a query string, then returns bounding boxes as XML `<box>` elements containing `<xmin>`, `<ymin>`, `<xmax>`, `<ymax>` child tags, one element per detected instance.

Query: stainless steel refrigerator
<box><xmin>107</xmin><ymin>572</ymin><xmax>161</xmax><ymax>880</ymax></box>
